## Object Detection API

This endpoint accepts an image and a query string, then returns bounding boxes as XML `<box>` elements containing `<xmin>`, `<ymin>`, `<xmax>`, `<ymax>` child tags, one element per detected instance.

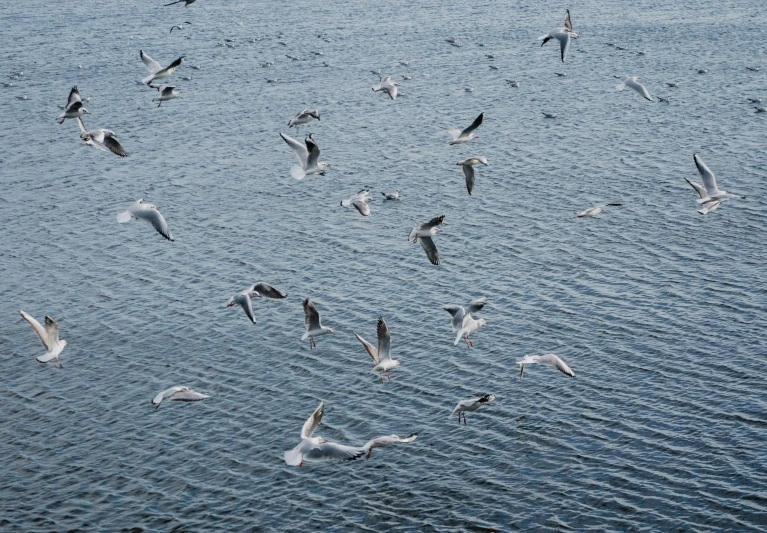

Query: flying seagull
<box><xmin>140</xmin><ymin>50</ymin><xmax>184</xmax><ymax>85</ymax></box>
<box><xmin>280</xmin><ymin>133</ymin><xmax>329</xmax><ymax>179</ymax></box>
<box><xmin>448</xmin><ymin>113</ymin><xmax>483</xmax><ymax>145</ymax></box>
<box><xmin>57</xmin><ymin>86</ymin><xmax>90</xmax><ymax>124</ymax></box>
<box><xmin>354</xmin><ymin>316</ymin><xmax>401</xmax><ymax>382</ymax></box>
<box><xmin>539</xmin><ymin>9</ymin><xmax>578</xmax><ymax>62</ymax></box>
<box><xmin>362</xmin><ymin>434</ymin><xmax>417</xmax><ymax>460</ymax></box>
<box><xmin>76</xmin><ymin>118</ymin><xmax>128</xmax><ymax>157</ymax></box>
<box><xmin>170</xmin><ymin>22</ymin><xmax>192</xmax><ymax>33</ymax></box>
<box><xmin>150</xmin><ymin>84</ymin><xmax>182</xmax><ymax>107</ymax></box>
<box><xmin>517</xmin><ymin>353</ymin><xmax>575</xmax><ymax>378</ymax></box>
<box><xmin>19</xmin><ymin>310</ymin><xmax>67</xmax><ymax>368</ymax></box>
<box><xmin>684</xmin><ymin>177</ymin><xmax>721</xmax><ymax>215</ymax></box>
<box><xmin>615</xmin><ymin>75</ymin><xmax>653</xmax><ymax>101</ymax></box>
<box><xmin>284</xmin><ymin>402</ymin><xmax>366</xmax><ymax>467</ymax></box>
<box><xmin>456</xmin><ymin>156</ymin><xmax>488</xmax><ymax>195</ymax></box>
<box><xmin>450</xmin><ymin>394</ymin><xmax>495</xmax><ymax>425</ymax></box>
<box><xmin>152</xmin><ymin>386</ymin><xmax>209</xmax><ymax>410</ymax></box>
<box><xmin>301</xmin><ymin>299</ymin><xmax>334</xmax><ymax>349</ymax></box>
<box><xmin>288</xmin><ymin>109</ymin><xmax>320</xmax><ymax>130</ymax></box>
<box><xmin>408</xmin><ymin>215</ymin><xmax>445</xmax><ymax>265</ymax></box>
<box><xmin>372</xmin><ymin>76</ymin><xmax>399</xmax><ymax>100</ymax></box>
<box><xmin>340</xmin><ymin>189</ymin><xmax>373</xmax><ymax>216</ymax></box>
<box><xmin>577</xmin><ymin>203</ymin><xmax>624</xmax><ymax>218</ymax></box>
<box><xmin>226</xmin><ymin>282</ymin><xmax>287</xmax><ymax>324</ymax></box>
<box><xmin>690</xmin><ymin>153</ymin><xmax>745</xmax><ymax>205</ymax></box>
<box><xmin>444</xmin><ymin>297</ymin><xmax>486</xmax><ymax>332</ymax></box>
<box><xmin>116</xmin><ymin>199</ymin><xmax>174</xmax><ymax>241</ymax></box>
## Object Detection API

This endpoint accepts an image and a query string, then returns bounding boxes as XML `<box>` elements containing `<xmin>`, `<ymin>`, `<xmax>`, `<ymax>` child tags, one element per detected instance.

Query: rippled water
<box><xmin>2</xmin><ymin>0</ymin><xmax>767</xmax><ymax>530</ymax></box>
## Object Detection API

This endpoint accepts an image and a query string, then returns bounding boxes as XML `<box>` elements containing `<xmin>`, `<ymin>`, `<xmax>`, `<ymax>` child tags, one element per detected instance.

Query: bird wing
<box><xmin>102</xmin><ymin>134</ymin><xmax>129</xmax><ymax>157</ymax></box>
<box><xmin>354</xmin><ymin>332</ymin><xmax>379</xmax><ymax>363</ymax></box>
<box><xmin>239</xmin><ymin>293</ymin><xmax>256</xmax><ymax>324</ymax></box>
<box><xmin>170</xmin><ymin>389</ymin><xmax>210</xmax><ymax>402</ymax></box>
<box><xmin>385</xmin><ymin>85</ymin><xmax>398</xmax><ymax>100</ymax></box>
<box><xmin>164</xmin><ymin>56</ymin><xmax>185</xmax><ymax>72</ymax></box>
<box><xmin>134</xmin><ymin>206</ymin><xmax>174</xmax><ymax>241</ymax></box>
<box><xmin>466</xmin><ymin>297</ymin><xmax>487</xmax><ymax>315</ymax></box>
<box><xmin>564</xmin><ymin>9</ymin><xmax>573</xmax><ymax>32</ymax></box>
<box><xmin>302</xmin><ymin>442</ymin><xmax>366</xmax><ymax>462</ymax></box>
<box><xmin>140</xmin><ymin>50</ymin><xmax>163</xmax><ymax>74</ymax></box>
<box><xmin>555</xmin><ymin>32</ymin><xmax>571</xmax><ymax>62</ymax></box>
<box><xmin>301</xmin><ymin>401</ymin><xmax>324</xmax><ymax>439</ymax></box>
<box><xmin>66</xmin><ymin>86</ymin><xmax>81</xmax><ymax>109</ymax></box>
<box><xmin>421</xmin><ymin>215</ymin><xmax>445</xmax><ymax>229</ymax></box>
<box><xmin>627</xmin><ymin>79</ymin><xmax>652</xmax><ymax>100</ymax></box>
<box><xmin>352</xmin><ymin>200</ymin><xmax>371</xmax><ymax>216</ymax></box>
<box><xmin>161</xmin><ymin>86</ymin><xmax>176</xmax><ymax>96</ymax></box>
<box><xmin>539</xmin><ymin>353</ymin><xmax>575</xmax><ymax>377</ymax></box>
<box><xmin>44</xmin><ymin>316</ymin><xmax>60</xmax><ymax>344</ymax></box>
<box><xmin>19</xmin><ymin>310</ymin><xmax>51</xmax><ymax>351</ymax></box>
<box><xmin>280</xmin><ymin>133</ymin><xmax>309</xmax><ymax>168</ymax></box>
<box><xmin>251</xmin><ymin>282</ymin><xmax>287</xmax><ymax>299</ymax></box>
<box><xmin>684</xmin><ymin>178</ymin><xmax>708</xmax><ymax>199</ymax></box>
<box><xmin>460</xmin><ymin>113</ymin><xmax>483</xmax><ymax>137</ymax></box>
<box><xmin>443</xmin><ymin>305</ymin><xmax>466</xmax><ymax>331</ymax></box>
<box><xmin>462</xmin><ymin>164</ymin><xmax>475</xmax><ymax>195</ymax></box>
<box><xmin>694</xmin><ymin>154</ymin><xmax>718</xmax><ymax>193</ymax></box>
<box><xmin>377</xmin><ymin>316</ymin><xmax>392</xmax><ymax>362</ymax></box>
<box><xmin>305</xmin><ymin>138</ymin><xmax>321</xmax><ymax>169</ymax></box>
<box><xmin>419</xmin><ymin>236</ymin><xmax>440</xmax><ymax>265</ymax></box>
<box><xmin>303</xmin><ymin>298</ymin><xmax>322</xmax><ymax>330</ymax></box>
<box><xmin>77</xmin><ymin>117</ymin><xmax>89</xmax><ymax>136</ymax></box>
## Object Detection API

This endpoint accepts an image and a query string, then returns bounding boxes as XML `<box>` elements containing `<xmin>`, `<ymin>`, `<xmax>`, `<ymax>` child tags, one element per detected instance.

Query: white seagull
<box><xmin>684</xmin><ymin>176</ymin><xmax>721</xmax><ymax>215</ymax></box>
<box><xmin>284</xmin><ymin>402</ymin><xmax>366</xmax><ymax>467</ymax></box>
<box><xmin>301</xmin><ymin>298</ymin><xmax>334</xmax><ymax>349</ymax></box>
<box><xmin>456</xmin><ymin>156</ymin><xmax>488</xmax><ymax>196</ymax></box>
<box><xmin>288</xmin><ymin>109</ymin><xmax>320</xmax><ymax>130</ymax></box>
<box><xmin>690</xmin><ymin>153</ymin><xmax>745</xmax><ymax>205</ymax></box>
<box><xmin>19</xmin><ymin>310</ymin><xmax>67</xmax><ymax>368</ymax></box>
<box><xmin>169</xmin><ymin>22</ymin><xmax>192</xmax><ymax>33</ymax></box>
<box><xmin>517</xmin><ymin>353</ymin><xmax>575</xmax><ymax>378</ymax></box>
<box><xmin>57</xmin><ymin>86</ymin><xmax>90</xmax><ymax>124</ymax></box>
<box><xmin>340</xmin><ymin>189</ymin><xmax>373</xmax><ymax>216</ymax></box>
<box><xmin>381</xmin><ymin>189</ymin><xmax>400</xmax><ymax>200</ymax></box>
<box><xmin>450</xmin><ymin>394</ymin><xmax>495</xmax><ymax>425</ymax></box>
<box><xmin>453</xmin><ymin>314</ymin><xmax>488</xmax><ymax>348</ymax></box>
<box><xmin>76</xmin><ymin>118</ymin><xmax>129</xmax><ymax>157</ymax></box>
<box><xmin>140</xmin><ymin>50</ymin><xmax>184</xmax><ymax>85</ymax></box>
<box><xmin>150</xmin><ymin>84</ymin><xmax>182</xmax><ymax>107</ymax></box>
<box><xmin>116</xmin><ymin>199</ymin><xmax>174</xmax><ymax>241</ymax></box>
<box><xmin>354</xmin><ymin>316</ymin><xmax>401</xmax><ymax>382</ymax></box>
<box><xmin>152</xmin><ymin>386</ymin><xmax>209</xmax><ymax>410</ymax></box>
<box><xmin>448</xmin><ymin>113</ymin><xmax>483</xmax><ymax>145</ymax></box>
<box><xmin>226</xmin><ymin>282</ymin><xmax>287</xmax><ymax>324</ymax></box>
<box><xmin>280</xmin><ymin>133</ymin><xmax>329</xmax><ymax>180</ymax></box>
<box><xmin>577</xmin><ymin>203</ymin><xmax>623</xmax><ymax>218</ymax></box>
<box><xmin>615</xmin><ymin>75</ymin><xmax>653</xmax><ymax>101</ymax></box>
<box><xmin>363</xmin><ymin>433</ymin><xmax>417</xmax><ymax>460</ymax></box>
<box><xmin>444</xmin><ymin>297</ymin><xmax>488</xmax><ymax>348</ymax></box>
<box><xmin>539</xmin><ymin>9</ymin><xmax>578</xmax><ymax>63</ymax></box>
<box><xmin>408</xmin><ymin>215</ymin><xmax>445</xmax><ymax>265</ymax></box>
<box><xmin>372</xmin><ymin>75</ymin><xmax>399</xmax><ymax>100</ymax></box>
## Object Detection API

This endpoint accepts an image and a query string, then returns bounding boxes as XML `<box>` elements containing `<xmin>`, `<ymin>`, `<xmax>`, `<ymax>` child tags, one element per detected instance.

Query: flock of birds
<box><xmin>15</xmin><ymin>4</ymin><xmax>752</xmax><ymax>468</ymax></box>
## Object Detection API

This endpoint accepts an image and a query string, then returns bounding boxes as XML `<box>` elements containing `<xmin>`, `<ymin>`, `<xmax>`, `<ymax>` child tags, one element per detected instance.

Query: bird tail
<box><xmin>300</xmin><ymin>331</ymin><xmax>310</xmax><ymax>341</ymax></box>
<box><xmin>290</xmin><ymin>166</ymin><xmax>306</xmax><ymax>180</ymax></box>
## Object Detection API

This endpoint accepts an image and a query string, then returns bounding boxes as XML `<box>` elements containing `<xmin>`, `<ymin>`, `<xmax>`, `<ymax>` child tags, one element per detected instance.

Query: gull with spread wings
<box><xmin>284</xmin><ymin>402</ymin><xmax>366</xmax><ymax>467</ymax></box>
<box><xmin>444</xmin><ymin>297</ymin><xmax>488</xmax><ymax>348</ymax></box>
<box><xmin>57</xmin><ymin>86</ymin><xmax>90</xmax><ymax>124</ymax></box>
<box><xmin>517</xmin><ymin>353</ymin><xmax>575</xmax><ymax>378</ymax></box>
<box><xmin>226</xmin><ymin>282</ymin><xmax>287</xmax><ymax>324</ymax></box>
<box><xmin>19</xmin><ymin>310</ymin><xmax>67</xmax><ymax>368</ymax></box>
<box><xmin>301</xmin><ymin>299</ymin><xmax>335</xmax><ymax>349</ymax></box>
<box><xmin>152</xmin><ymin>386</ymin><xmax>210</xmax><ymax>410</ymax></box>
<box><xmin>77</xmin><ymin>118</ymin><xmax>129</xmax><ymax>157</ymax></box>
<box><xmin>539</xmin><ymin>9</ymin><xmax>579</xmax><ymax>63</ymax></box>
<box><xmin>280</xmin><ymin>133</ymin><xmax>329</xmax><ymax>180</ymax></box>
<box><xmin>354</xmin><ymin>316</ymin><xmax>401</xmax><ymax>382</ymax></box>
<box><xmin>456</xmin><ymin>156</ymin><xmax>488</xmax><ymax>195</ymax></box>
<box><xmin>408</xmin><ymin>215</ymin><xmax>445</xmax><ymax>265</ymax></box>
<box><xmin>448</xmin><ymin>113</ymin><xmax>483</xmax><ymax>145</ymax></box>
<box><xmin>116</xmin><ymin>199</ymin><xmax>174</xmax><ymax>241</ymax></box>
<box><xmin>140</xmin><ymin>50</ymin><xmax>185</xmax><ymax>85</ymax></box>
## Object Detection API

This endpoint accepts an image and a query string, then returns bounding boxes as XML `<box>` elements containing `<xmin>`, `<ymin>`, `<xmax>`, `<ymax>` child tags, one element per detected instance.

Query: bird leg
<box><xmin>463</xmin><ymin>413</ymin><xmax>467</xmax><ymax>425</ymax></box>
<box><xmin>380</xmin><ymin>374</ymin><xmax>385</xmax><ymax>383</ymax></box>
<box><xmin>366</xmin><ymin>449</ymin><xmax>372</xmax><ymax>460</ymax></box>
<box><xmin>386</xmin><ymin>371</ymin><xmax>392</xmax><ymax>381</ymax></box>
<box><xmin>464</xmin><ymin>335</ymin><xmax>471</xmax><ymax>348</ymax></box>
<box><xmin>157</xmin><ymin>101</ymin><xmax>162</xmax><ymax>108</ymax></box>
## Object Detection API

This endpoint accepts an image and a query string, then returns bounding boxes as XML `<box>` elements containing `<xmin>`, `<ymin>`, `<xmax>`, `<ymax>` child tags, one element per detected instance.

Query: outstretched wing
<box><xmin>694</xmin><ymin>154</ymin><xmax>718</xmax><ymax>193</ymax></box>
<box><xmin>305</xmin><ymin>138</ymin><xmax>321</xmax><ymax>169</ymax></box>
<box><xmin>65</xmin><ymin>86</ymin><xmax>81</xmax><ymax>109</ymax></box>
<box><xmin>354</xmin><ymin>332</ymin><xmax>379</xmax><ymax>363</ymax></box>
<box><xmin>170</xmin><ymin>389</ymin><xmax>210</xmax><ymax>402</ymax></box>
<box><xmin>134</xmin><ymin>207</ymin><xmax>174</xmax><ymax>241</ymax></box>
<box><xmin>557</xmin><ymin>32</ymin><xmax>571</xmax><ymax>62</ymax></box>
<box><xmin>420</xmin><ymin>236</ymin><xmax>440</xmax><ymax>265</ymax></box>
<box><xmin>443</xmin><ymin>305</ymin><xmax>466</xmax><ymax>331</ymax></box>
<box><xmin>352</xmin><ymin>200</ymin><xmax>371</xmax><ymax>216</ymax></box>
<box><xmin>466</xmin><ymin>297</ymin><xmax>487</xmax><ymax>315</ymax></box>
<box><xmin>377</xmin><ymin>316</ymin><xmax>392</xmax><ymax>362</ymax></box>
<box><xmin>280</xmin><ymin>133</ymin><xmax>309</xmax><ymax>168</ymax></box>
<box><xmin>251</xmin><ymin>282</ymin><xmax>287</xmax><ymax>299</ymax></box>
<box><xmin>140</xmin><ymin>50</ymin><xmax>163</xmax><ymax>74</ymax></box>
<box><xmin>301</xmin><ymin>401</ymin><xmax>324</xmax><ymax>439</ymax></box>
<box><xmin>421</xmin><ymin>215</ymin><xmax>445</xmax><ymax>230</ymax></box>
<box><xmin>303</xmin><ymin>298</ymin><xmax>322</xmax><ymax>330</ymax></box>
<box><xmin>102</xmin><ymin>134</ymin><xmax>129</xmax><ymax>157</ymax></box>
<box><xmin>539</xmin><ymin>353</ymin><xmax>575</xmax><ymax>377</ymax></box>
<box><xmin>19</xmin><ymin>310</ymin><xmax>51</xmax><ymax>351</ymax></box>
<box><xmin>303</xmin><ymin>442</ymin><xmax>366</xmax><ymax>462</ymax></box>
<box><xmin>564</xmin><ymin>9</ymin><xmax>573</xmax><ymax>32</ymax></box>
<box><xmin>462</xmin><ymin>164</ymin><xmax>475</xmax><ymax>195</ymax></box>
<box><xmin>460</xmin><ymin>113</ymin><xmax>483</xmax><ymax>137</ymax></box>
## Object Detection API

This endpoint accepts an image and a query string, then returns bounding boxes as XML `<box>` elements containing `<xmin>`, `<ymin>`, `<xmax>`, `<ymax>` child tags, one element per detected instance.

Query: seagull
<box><xmin>288</xmin><ymin>109</ymin><xmax>320</xmax><ymax>130</ymax></box>
<box><xmin>666</xmin><ymin>82</ymin><xmax>679</xmax><ymax>88</ymax></box>
<box><xmin>284</xmin><ymin>402</ymin><xmax>366</xmax><ymax>467</ymax></box>
<box><xmin>340</xmin><ymin>189</ymin><xmax>374</xmax><ymax>216</ymax></box>
<box><xmin>226</xmin><ymin>282</ymin><xmax>287</xmax><ymax>324</ymax></box>
<box><xmin>448</xmin><ymin>112</ymin><xmax>483</xmax><ymax>145</ymax></box>
<box><xmin>301</xmin><ymin>299</ymin><xmax>334</xmax><ymax>349</ymax></box>
<box><xmin>684</xmin><ymin>177</ymin><xmax>721</xmax><ymax>215</ymax></box>
<box><xmin>19</xmin><ymin>310</ymin><xmax>67</xmax><ymax>368</ymax></box>
<box><xmin>381</xmin><ymin>189</ymin><xmax>400</xmax><ymax>200</ymax></box>
<box><xmin>485</xmin><ymin>53</ymin><xmax>495</xmax><ymax>59</ymax></box>
<box><xmin>164</xmin><ymin>0</ymin><xmax>197</xmax><ymax>5</ymax></box>
<box><xmin>140</xmin><ymin>50</ymin><xmax>184</xmax><ymax>85</ymax></box>
<box><xmin>261</xmin><ymin>60</ymin><xmax>274</xmax><ymax>67</ymax></box>
<box><xmin>190</xmin><ymin>64</ymin><xmax>202</xmax><ymax>70</ymax></box>
<box><xmin>747</xmin><ymin>97</ymin><xmax>763</xmax><ymax>103</ymax></box>
<box><xmin>691</xmin><ymin>153</ymin><xmax>745</xmax><ymax>204</ymax></box>
<box><xmin>637</xmin><ymin>50</ymin><xmax>648</xmax><ymax>55</ymax></box>
<box><xmin>280</xmin><ymin>133</ymin><xmax>329</xmax><ymax>179</ymax></box>
<box><xmin>554</xmin><ymin>71</ymin><xmax>567</xmax><ymax>77</ymax></box>
<box><xmin>372</xmin><ymin>76</ymin><xmax>399</xmax><ymax>100</ymax></box>
<box><xmin>399</xmin><ymin>60</ymin><xmax>410</xmax><ymax>66</ymax></box>
<box><xmin>76</xmin><ymin>118</ymin><xmax>129</xmax><ymax>157</ymax></box>
<box><xmin>57</xmin><ymin>86</ymin><xmax>89</xmax><ymax>124</ymax></box>
<box><xmin>489</xmin><ymin>65</ymin><xmax>499</xmax><ymax>70</ymax></box>
<box><xmin>363</xmin><ymin>433</ymin><xmax>417</xmax><ymax>460</ymax></box>
<box><xmin>577</xmin><ymin>203</ymin><xmax>624</xmax><ymax>218</ymax></box>
<box><xmin>116</xmin><ymin>199</ymin><xmax>174</xmax><ymax>241</ymax></box>
<box><xmin>149</xmin><ymin>84</ymin><xmax>182</xmax><ymax>107</ymax></box>
<box><xmin>746</xmin><ymin>66</ymin><xmax>760</xmax><ymax>72</ymax></box>
<box><xmin>169</xmin><ymin>22</ymin><xmax>192</xmax><ymax>33</ymax></box>
<box><xmin>697</xmin><ymin>68</ymin><xmax>708</xmax><ymax>74</ymax></box>
<box><xmin>464</xmin><ymin>86</ymin><xmax>474</xmax><ymax>93</ymax></box>
<box><xmin>755</xmin><ymin>106</ymin><xmax>767</xmax><ymax>113</ymax></box>
<box><xmin>517</xmin><ymin>353</ymin><xmax>575</xmax><ymax>378</ymax></box>
<box><xmin>453</xmin><ymin>314</ymin><xmax>488</xmax><ymax>348</ymax></box>
<box><xmin>181</xmin><ymin>73</ymin><xmax>192</xmax><ymax>81</ymax></box>
<box><xmin>615</xmin><ymin>45</ymin><xmax>629</xmax><ymax>51</ymax></box>
<box><xmin>354</xmin><ymin>316</ymin><xmax>401</xmax><ymax>382</ymax></box>
<box><xmin>16</xmin><ymin>93</ymin><xmax>28</xmax><ymax>100</ymax></box>
<box><xmin>152</xmin><ymin>386</ymin><xmax>209</xmax><ymax>410</ymax></box>
<box><xmin>450</xmin><ymin>394</ymin><xmax>495</xmax><ymax>425</ymax></box>
<box><xmin>506</xmin><ymin>79</ymin><xmax>520</xmax><ymax>87</ymax></box>
<box><xmin>542</xmin><ymin>111</ymin><xmax>557</xmax><ymax>118</ymax></box>
<box><xmin>539</xmin><ymin>9</ymin><xmax>578</xmax><ymax>62</ymax></box>
<box><xmin>408</xmin><ymin>215</ymin><xmax>445</xmax><ymax>265</ymax></box>
<box><xmin>615</xmin><ymin>75</ymin><xmax>653</xmax><ymax>101</ymax></box>
<box><xmin>443</xmin><ymin>297</ymin><xmax>486</xmax><ymax>331</ymax></box>
<box><xmin>657</xmin><ymin>96</ymin><xmax>671</xmax><ymax>103</ymax></box>
<box><xmin>456</xmin><ymin>156</ymin><xmax>488</xmax><ymax>196</ymax></box>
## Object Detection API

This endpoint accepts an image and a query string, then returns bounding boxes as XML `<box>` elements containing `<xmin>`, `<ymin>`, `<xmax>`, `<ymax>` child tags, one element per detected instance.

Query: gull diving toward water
<box><xmin>288</xmin><ymin>109</ymin><xmax>320</xmax><ymax>130</ymax></box>
<box><xmin>456</xmin><ymin>156</ymin><xmax>488</xmax><ymax>195</ymax></box>
<box><xmin>577</xmin><ymin>203</ymin><xmax>623</xmax><ymax>218</ymax></box>
<box><xmin>152</xmin><ymin>386</ymin><xmax>209</xmax><ymax>410</ymax></box>
<box><xmin>280</xmin><ymin>133</ymin><xmax>329</xmax><ymax>180</ymax></box>
<box><xmin>117</xmin><ymin>199</ymin><xmax>174</xmax><ymax>241</ymax></box>
<box><xmin>76</xmin><ymin>118</ymin><xmax>129</xmax><ymax>157</ymax></box>
<box><xmin>615</xmin><ymin>76</ymin><xmax>652</xmax><ymax>101</ymax></box>
<box><xmin>539</xmin><ymin>9</ymin><xmax>578</xmax><ymax>63</ymax></box>
<box><xmin>170</xmin><ymin>22</ymin><xmax>192</xmax><ymax>33</ymax></box>
<box><xmin>690</xmin><ymin>153</ymin><xmax>745</xmax><ymax>206</ymax></box>
<box><xmin>19</xmin><ymin>311</ymin><xmax>67</xmax><ymax>368</ymax></box>
<box><xmin>284</xmin><ymin>402</ymin><xmax>366</xmax><ymax>467</ymax></box>
<box><xmin>408</xmin><ymin>215</ymin><xmax>445</xmax><ymax>265</ymax></box>
<box><xmin>149</xmin><ymin>84</ymin><xmax>182</xmax><ymax>107</ymax></box>
<box><xmin>448</xmin><ymin>112</ymin><xmax>483</xmax><ymax>145</ymax></box>
<box><xmin>517</xmin><ymin>353</ymin><xmax>575</xmax><ymax>378</ymax></box>
<box><xmin>57</xmin><ymin>86</ymin><xmax>89</xmax><ymax>124</ymax></box>
<box><xmin>363</xmin><ymin>433</ymin><xmax>417</xmax><ymax>460</ymax></box>
<box><xmin>301</xmin><ymin>299</ymin><xmax>334</xmax><ymax>349</ymax></box>
<box><xmin>354</xmin><ymin>316</ymin><xmax>401</xmax><ymax>382</ymax></box>
<box><xmin>140</xmin><ymin>50</ymin><xmax>184</xmax><ymax>85</ymax></box>
<box><xmin>372</xmin><ymin>76</ymin><xmax>399</xmax><ymax>100</ymax></box>
<box><xmin>382</xmin><ymin>189</ymin><xmax>400</xmax><ymax>200</ymax></box>
<box><xmin>450</xmin><ymin>394</ymin><xmax>495</xmax><ymax>425</ymax></box>
<box><xmin>226</xmin><ymin>282</ymin><xmax>287</xmax><ymax>324</ymax></box>
<box><xmin>340</xmin><ymin>189</ymin><xmax>373</xmax><ymax>216</ymax></box>
<box><xmin>444</xmin><ymin>297</ymin><xmax>488</xmax><ymax>348</ymax></box>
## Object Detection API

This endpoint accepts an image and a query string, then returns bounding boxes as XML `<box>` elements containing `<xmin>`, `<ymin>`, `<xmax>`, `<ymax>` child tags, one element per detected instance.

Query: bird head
<box><xmin>318</xmin><ymin>437</ymin><xmax>327</xmax><ymax>443</ymax></box>
<box><xmin>82</xmin><ymin>108</ymin><xmax>91</xmax><ymax>115</ymax></box>
<box><xmin>479</xmin><ymin>318</ymin><xmax>488</xmax><ymax>327</ymax></box>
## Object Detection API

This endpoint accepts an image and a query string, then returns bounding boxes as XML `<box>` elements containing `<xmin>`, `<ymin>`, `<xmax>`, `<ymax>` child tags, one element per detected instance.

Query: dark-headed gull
<box><xmin>448</xmin><ymin>113</ymin><xmax>483</xmax><ymax>145</ymax></box>
<box><xmin>363</xmin><ymin>433</ymin><xmax>417</xmax><ymax>460</ymax></box>
<box><xmin>450</xmin><ymin>394</ymin><xmax>495</xmax><ymax>425</ymax></box>
<box><xmin>691</xmin><ymin>154</ymin><xmax>745</xmax><ymax>205</ymax></box>
<box><xmin>302</xmin><ymin>299</ymin><xmax>334</xmax><ymax>349</ymax></box>
<box><xmin>577</xmin><ymin>203</ymin><xmax>623</xmax><ymax>218</ymax></box>
<box><xmin>381</xmin><ymin>189</ymin><xmax>400</xmax><ymax>200</ymax></box>
<box><xmin>19</xmin><ymin>311</ymin><xmax>67</xmax><ymax>368</ymax></box>
<box><xmin>354</xmin><ymin>316</ymin><xmax>401</xmax><ymax>382</ymax></box>
<box><xmin>227</xmin><ymin>282</ymin><xmax>287</xmax><ymax>324</ymax></box>
<box><xmin>117</xmin><ymin>199</ymin><xmax>174</xmax><ymax>241</ymax></box>
<box><xmin>76</xmin><ymin>118</ymin><xmax>129</xmax><ymax>157</ymax></box>
<box><xmin>280</xmin><ymin>133</ymin><xmax>329</xmax><ymax>180</ymax></box>
<box><xmin>408</xmin><ymin>215</ymin><xmax>445</xmax><ymax>265</ymax></box>
<box><xmin>456</xmin><ymin>156</ymin><xmax>488</xmax><ymax>195</ymax></box>
<box><xmin>372</xmin><ymin>76</ymin><xmax>399</xmax><ymax>100</ymax></box>
<box><xmin>517</xmin><ymin>353</ymin><xmax>575</xmax><ymax>378</ymax></box>
<box><xmin>150</xmin><ymin>84</ymin><xmax>182</xmax><ymax>107</ymax></box>
<box><xmin>284</xmin><ymin>402</ymin><xmax>366</xmax><ymax>467</ymax></box>
<box><xmin>539</xmin><ymin>9</ymin><xmax>578</xmax><ymax>63</ymax></box>
<box><xmin>140</xmin><ymin>50</ymin><xmax>184</xmax><ymax>85</ymax></box>
<box><xmin>340</xmin><ymin>189</ymin><xmax>373</xmax><ymax>216</ymax></box>
<box><xmin>57</xmin><ymin>86</ymin><xmax>90</xmax><ymax>124</ymax></box>
<box><xmin>152</xmin><ymin>386</ymin><xmax>209</xmax><ymax>410</ymax></box>
<box><xmin>615</xmin><ymin>76</ymin><xmax>653</xmax><ymax>101</ymax></box>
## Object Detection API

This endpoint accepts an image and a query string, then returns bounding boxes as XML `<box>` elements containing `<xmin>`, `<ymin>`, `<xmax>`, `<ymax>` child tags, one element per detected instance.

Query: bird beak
<box><xmin>226</xmin><ymin>301</ymin><xmax>234</xmax><ymax>307</ymax></box>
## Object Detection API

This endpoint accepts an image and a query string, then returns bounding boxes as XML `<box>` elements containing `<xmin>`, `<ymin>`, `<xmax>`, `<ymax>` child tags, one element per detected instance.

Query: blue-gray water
<box><xmin>1</xmin><ymin>0</ymin><xmax>766</xmax><ymax>530</ymax></box>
